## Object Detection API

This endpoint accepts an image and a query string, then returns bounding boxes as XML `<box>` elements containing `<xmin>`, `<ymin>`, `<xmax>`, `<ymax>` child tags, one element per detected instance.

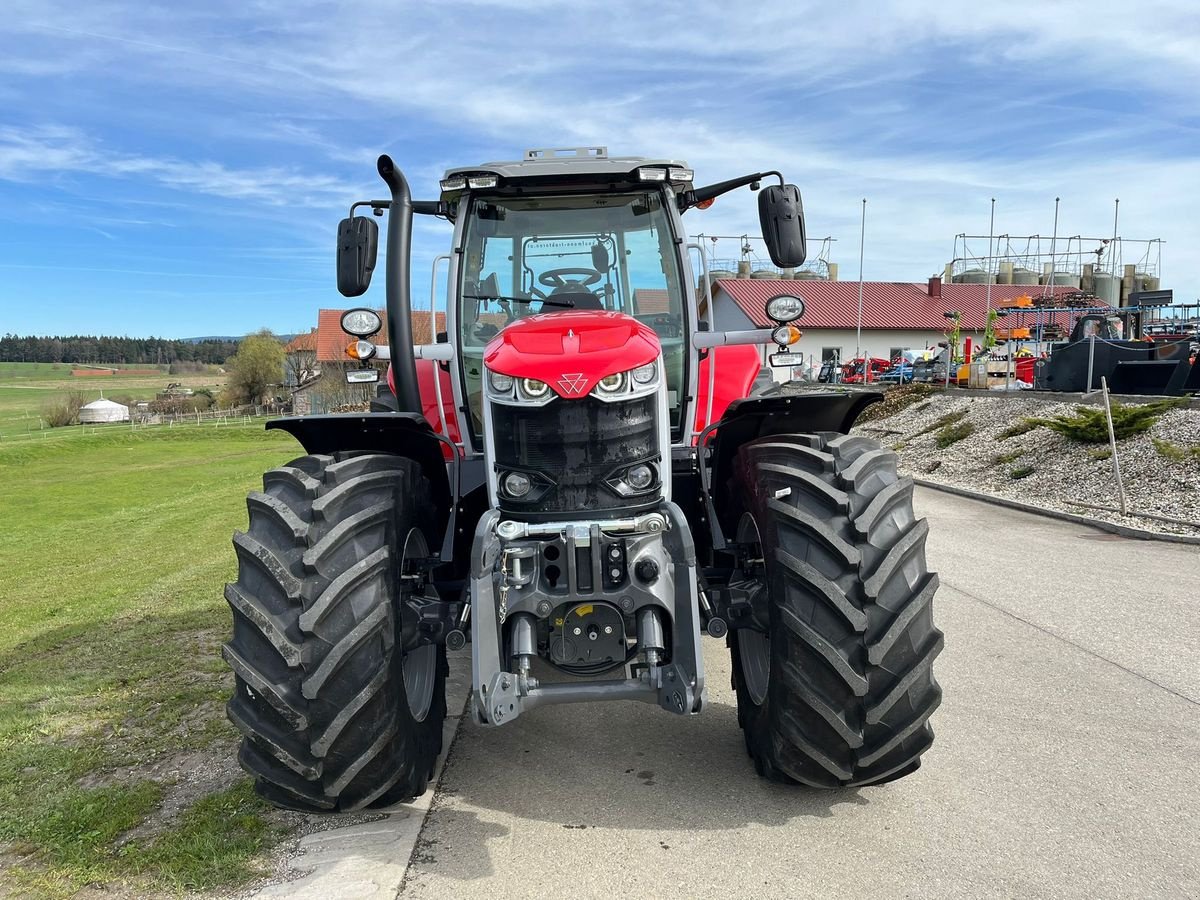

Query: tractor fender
<box><xmin>705</xmin><ymin>391</ymin><xmax>883</xmax><ymax>543</ymax></box>
<box><xmin>266</xmin><ymin>412</ymin><xmax>452</xmax><ymax>534</ymax></box>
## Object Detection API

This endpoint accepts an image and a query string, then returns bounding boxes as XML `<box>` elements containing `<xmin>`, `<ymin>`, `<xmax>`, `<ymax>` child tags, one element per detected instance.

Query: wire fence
<box><xmin>0</xmin><ymin>406</ymin><xmax>280</xmax><ymax>444</ymax></box>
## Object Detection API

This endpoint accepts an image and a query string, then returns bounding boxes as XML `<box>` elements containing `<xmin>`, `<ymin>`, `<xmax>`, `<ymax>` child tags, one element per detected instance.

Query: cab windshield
<box><xmin>458</xmin><ymin>190</ymin><xmax>688</xmax><ymax>437</ymax></box>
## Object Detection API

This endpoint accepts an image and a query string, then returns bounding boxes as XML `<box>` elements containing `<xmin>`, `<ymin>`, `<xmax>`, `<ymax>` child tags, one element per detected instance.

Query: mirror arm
<box><xmin>679</xmin><ymin>171</ymin><xmax>785</xmax><ymax>212</ymax></box>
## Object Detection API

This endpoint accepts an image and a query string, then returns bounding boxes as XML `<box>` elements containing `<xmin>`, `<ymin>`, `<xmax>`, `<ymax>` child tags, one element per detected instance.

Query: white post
<box><xmin>985</xmin><ymin>198</ymin><xmax>995</xmax><ymax>318</ymax></box>
<box><xmin>1110</xmin><ymin>198</ymin><xmax>1120</xmax><ymax>280</ymax></box>
<box><xmin>1100</xmin><ymin>376</ymin><xmax>1126</xmax><ymax>515</ymax></box>
<box><xmin>1043</xmin><ymin>197</ymin><xmax>1060</xmax><ymax>301</ymax></box>
<box><xmin>856</xmin><ymin>198</ymin><xmax>866</xmax><ymax>363</ymax></box>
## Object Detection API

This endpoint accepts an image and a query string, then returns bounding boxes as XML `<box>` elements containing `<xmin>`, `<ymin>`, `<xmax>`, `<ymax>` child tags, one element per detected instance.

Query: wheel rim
<box><xmin>734</xmin><ymin>513</ymin><xmax>771</xmax><ymax>707</ymax></box>
<box><xmin>401</xmin><ymin>528</ymin><xmax>437</xmax><ymax>723</ymax></box>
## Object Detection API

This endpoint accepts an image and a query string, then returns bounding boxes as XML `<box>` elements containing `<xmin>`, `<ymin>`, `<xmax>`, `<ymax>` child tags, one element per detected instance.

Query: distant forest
<box><xmin>0</xmin><ymin>334</ymin><xmax>239</xmax><ymax>365</ymax></box>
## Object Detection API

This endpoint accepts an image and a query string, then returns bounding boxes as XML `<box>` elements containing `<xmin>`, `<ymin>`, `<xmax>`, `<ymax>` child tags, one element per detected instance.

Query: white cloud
<box><xmin>0</xmin><ymin>0</ymin><xmax>1197</xmax><ymax>324</ymax></box>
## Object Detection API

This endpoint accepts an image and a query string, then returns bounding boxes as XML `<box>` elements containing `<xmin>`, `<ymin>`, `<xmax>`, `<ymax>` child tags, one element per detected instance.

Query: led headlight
<box><xmin>341</xmin><ymin>308</ymin><xmax>383</xmax><ymax>337</ymax></box>
<box><xmin>597</xmin><ymin>372</ymin><xmax>626</xmax><ymax>394</ymax></box>
<box><xmin>765</xmin><ymin>294</ymin><xmax>806</xmax><ymax>323</ymax></box>
<box><xmin>503</xmin><ymin>471</ymin><xmax>532</xmax><ymax>498</ymax></box>
<box><xmin>631</xmin><ymin>362</ymin><xmax>657</xmax><ymax>385</ymax></box>
<box><xmin>488</xmin><ymin>370</ymin><xmax>514</xmax><ymax>393</ymax></box>
<box><xmin>520</xmin><ymin>377</ymin><xmax>549</xmax><ymax>399</ymax></box>
<box><xmin>626</xmin><ymin>464</ymin><xmax>654</xmax><ymax>491</ymax></box>
<box><xmin>439</xmin><ymin>176</ymin><xmax>467</xmax><ymax>191</ymax></box>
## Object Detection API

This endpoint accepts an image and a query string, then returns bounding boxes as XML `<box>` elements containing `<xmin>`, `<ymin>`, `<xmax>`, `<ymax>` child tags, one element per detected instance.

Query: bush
<box><xmin>1152</xmin><ymin>438</ymin><xmax>1200</xmax><ymax>463</ymax></box>
<box><xmin>1029</xmin><ymin>398</ymin><xmax>1188</xmax><ymax>444</ymax></box>
<box><xmin>915</xmin><ymin>409</ymin><xmax>967</xmax><ymax>437</ymax></box>
<box><xmin>855</xmin><ymin>384</ymin><xmax>937</xmax><ymax>424</ymax></box>
<box><xmin>1010</xmin><ymin>465</ymin><xmax>1035</xmax><ymax>479</ymax></box>
<box><xmin>935</xmin><ymin>421</ymin><xmax>974</xmax><ymax>448</ymax></box>
<box><xmin>1088</xmin><ymin>447</ymin><xmax>1112</xmax><ymax>461</ymax></box>
<box><xmin>41</xmin><ymin>391</ymin><xmax>87</xmax><ymax>427</ymax></box>
<box><xmin>990</xmin><ymin>450</ymin><xmax>1023</xmax><ymax>466</ymax></box>
<box><xmin>997</xmin><ymin>419</ymin><xmax>1039</xmax><ymax>440</ymax></box>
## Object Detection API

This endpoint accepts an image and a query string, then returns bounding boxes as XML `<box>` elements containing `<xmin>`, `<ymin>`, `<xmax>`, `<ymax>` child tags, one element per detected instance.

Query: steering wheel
<box><xmin>538</xmin><ymin>268</ymin><xmax>602</xmax><ymax>290</ymax></box>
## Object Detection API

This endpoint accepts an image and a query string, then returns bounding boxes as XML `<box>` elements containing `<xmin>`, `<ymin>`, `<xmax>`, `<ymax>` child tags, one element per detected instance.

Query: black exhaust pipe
<box><xmin>376</xmin><ymin>154</ymin><xmax>422</xmax><ymax>415</ymax></box>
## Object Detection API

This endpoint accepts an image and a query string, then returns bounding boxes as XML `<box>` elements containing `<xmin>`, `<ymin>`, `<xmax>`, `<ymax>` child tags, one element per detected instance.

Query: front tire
<box><xmin>223</xmin><ymin>452</ymin><xmax>447</xmax><ymax>811</ymax></box>
<box><xmin>727</xmin><ymin>433</ymin><xmax>942</xmax><ymax>787</ymax></box>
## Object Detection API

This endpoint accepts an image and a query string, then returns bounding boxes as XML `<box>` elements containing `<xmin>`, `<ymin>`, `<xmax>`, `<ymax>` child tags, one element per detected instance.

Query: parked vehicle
<box><xmin>840</xmin><ymin>356</ymin><xmax>891</xmax><ymax>384</ymax></box>
<box><xmin>222</xmin><ymin>148</ymin><xmax>943</xmax><ymax>811</ymax></box>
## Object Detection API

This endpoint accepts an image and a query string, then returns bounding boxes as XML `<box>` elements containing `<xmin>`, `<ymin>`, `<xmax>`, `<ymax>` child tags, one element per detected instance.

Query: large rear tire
<box><xmin>223</xmin><ymin>452</ymin><xmax>447</xmax><ymax>811</ymax></box>
<box><xmin>727</xmin><ymin>433</ymin><xmax>942</xmax><ymax>787</ymax></box>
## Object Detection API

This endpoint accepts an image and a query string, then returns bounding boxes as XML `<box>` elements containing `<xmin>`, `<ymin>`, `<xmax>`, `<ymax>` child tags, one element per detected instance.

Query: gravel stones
<box><xmin>851</xmin><ymin>390</ymin><xmax>1200</xmax><ymax>537</ymax></box>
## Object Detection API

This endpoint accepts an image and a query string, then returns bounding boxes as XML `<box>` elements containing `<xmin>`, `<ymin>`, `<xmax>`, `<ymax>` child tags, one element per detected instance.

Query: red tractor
<box><xmin>223</xmin><ymin>148</ymin><xmax>942</xmax><ymax>810</ymax></box>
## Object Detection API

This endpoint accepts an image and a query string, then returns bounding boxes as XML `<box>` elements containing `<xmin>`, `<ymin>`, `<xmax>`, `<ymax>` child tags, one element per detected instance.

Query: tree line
<box><xmin>0</xmin><ymin>333</ymin><xmax>239</xmax><ymax>365</ymax></box>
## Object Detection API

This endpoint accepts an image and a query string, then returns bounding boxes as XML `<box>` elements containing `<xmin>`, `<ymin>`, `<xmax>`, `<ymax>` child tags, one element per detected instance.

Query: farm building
<box><xmin>78</xmin><ymin>398</ymin><xmax>130</xmax><ymax>423</ymax></box>
<box><xmin>707</xmin><ymin>278</ymin><xmax>1083</xmax><ymax>376</ymax></box>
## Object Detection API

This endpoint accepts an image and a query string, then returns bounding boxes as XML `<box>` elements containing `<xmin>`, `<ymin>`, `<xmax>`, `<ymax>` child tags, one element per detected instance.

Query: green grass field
<box><xmin>0</xmin><ymin>364</ymin><xmax>301</xmax><ymax>896</ymax></box>
<box><xmin>0</xmin><ymin>363</ymin><xmax>226</xmax><ymax>441</ymax></box>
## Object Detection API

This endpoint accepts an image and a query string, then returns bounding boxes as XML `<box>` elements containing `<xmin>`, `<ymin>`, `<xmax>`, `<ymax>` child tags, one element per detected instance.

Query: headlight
<box><xmin>503</xmin><ymin>471</ymin><xmax>532</xmax><ymax>498</ymax></box>
<box><xmin>765</xmin><ymin>294</ymin><xmax>805</xmax><ymax>323</ymax></box>
<box><xmin>489</xmin><ymin>370</ymin><xmax>514</xmax><ymax>393</ymax></box>
<box><xmin>626</xmin><ymin>464</ymin><xmax>654</xmax><ymax>491</ymax></box>
<box><xmin>520</xmin><ymin>378</ymin><xmax>549</xmax><ymax>399</ymax></box>
<box><xmin>631</xmin><ymin>362</ymin><xmax>657</xmax><ymax>385</ymax></box>
<box><xmin>341</xmin><ymin>308</ymin><xmax>383</xmax><ymax>337</ymax></box>
<box><xmin>597</xmin><ymin>372</ymin><xmax>626</xmax><ymax>394</ymax></box>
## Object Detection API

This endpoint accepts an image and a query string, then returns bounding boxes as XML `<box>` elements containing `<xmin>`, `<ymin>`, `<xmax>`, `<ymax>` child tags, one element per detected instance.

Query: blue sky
<box><xmin>1</xmin><ymin>0</ymin><xmax>1197</xmax><ymax>338</ymax></box>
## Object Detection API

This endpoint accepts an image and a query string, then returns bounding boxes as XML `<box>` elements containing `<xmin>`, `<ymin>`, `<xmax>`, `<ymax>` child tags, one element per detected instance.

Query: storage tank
<box><xmin>996</xmin><ymin>262</ymin><xmax>1014</xmax><ymax>285</ymax></box>
<box><xmin>749</xmin><ymin>269</ymin><xmax>780</xmax><ymax>280</ymax></box>
<box><xmin>1012</xmin><ymin>267</ymin><xmax>1039</xmax><ymax>285</ymax></box>
<box><xmin>1040</xmin><ymin>271</ymin><xmax>1080</xmax><ymax>287</ymax></box>
<box><xmin>1092</xmin><ymin>272</ymin><xmax>1119</xmax><ymax>306</ymax></box>
<box><xmin>956</xmin><ymin>268</ymin><xmax>995</xmax><ymax>284</ymax></box>
<box><xmin>78</xmin><ymin>398</ymin><xmax>130</xmax><ymax>424</ymax></box>
<box><xmin>793</xmin><ymin>270</ymin><xmax>825</xmax><ymax>280</ymax></box>
<box><xmin>736</xmin><ymin>260</ymin><xmax>752</xmax><ymax>278</ymax></box>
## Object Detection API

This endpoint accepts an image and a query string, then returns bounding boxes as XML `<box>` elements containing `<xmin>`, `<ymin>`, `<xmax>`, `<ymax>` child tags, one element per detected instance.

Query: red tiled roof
<box><xmin>634</xmin><ymin>289</ymin><xmax>671</xmax><ymax>315</ymax></box>
<box><xmin>715</xmin><ymin>280</ymin><xmax>1089</xmax><ymax>330</ymax></box>
<box><xmin>315</xmin><ymin>308</ymin><xmax>448</xmax><ymax>361</ymax></box>
<box><xmin>284</xmin><ymin>329</ymin><xmax>318</xmax><ymax>353</ymax></box>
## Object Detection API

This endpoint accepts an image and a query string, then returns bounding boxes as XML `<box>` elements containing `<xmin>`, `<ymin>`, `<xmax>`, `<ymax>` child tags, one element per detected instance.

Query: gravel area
<box><xmin>849</xmin><ymin>389</ymin><xmax>1200</xmax><ymax>537</ymax></box>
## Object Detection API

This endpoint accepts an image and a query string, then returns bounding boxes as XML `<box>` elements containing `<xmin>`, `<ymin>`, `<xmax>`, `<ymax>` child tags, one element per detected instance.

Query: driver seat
<box><xmin>551</xmin><ymin>284</ymin><xmax>603</xmax><ymax>310</ymax></box>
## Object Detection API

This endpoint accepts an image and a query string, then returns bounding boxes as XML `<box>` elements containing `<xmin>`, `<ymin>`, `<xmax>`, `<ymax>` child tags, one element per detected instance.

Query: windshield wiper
<box><xmin>463</xmin><ymin>294</ymin><xmax>575</xmax><ymax>308</ymax></box>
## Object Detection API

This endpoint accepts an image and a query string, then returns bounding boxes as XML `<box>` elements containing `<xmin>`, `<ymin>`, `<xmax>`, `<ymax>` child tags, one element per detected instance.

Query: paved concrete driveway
<box><xmin>401</xmin><ymin>487</ymin><xmax>1200</xmax><ymax>899</ymax></box>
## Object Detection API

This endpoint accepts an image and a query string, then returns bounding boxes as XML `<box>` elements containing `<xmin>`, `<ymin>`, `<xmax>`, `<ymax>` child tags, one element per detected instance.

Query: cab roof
<box><xmin>442</xmin><ymin>147</ymin><xmax>690</xmax><ymax>181</ymax></box>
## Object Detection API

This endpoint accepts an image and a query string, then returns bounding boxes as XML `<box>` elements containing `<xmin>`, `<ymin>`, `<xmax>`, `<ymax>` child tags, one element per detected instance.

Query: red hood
<box><xmin>483</xmin><ymin>311</ymin><xmax>660</xmax><ymax>399</ymax></box>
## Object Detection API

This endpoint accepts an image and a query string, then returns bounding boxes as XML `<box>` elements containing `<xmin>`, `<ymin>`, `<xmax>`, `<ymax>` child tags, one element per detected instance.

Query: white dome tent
<box><xmin>78</xmin><ymin>397</ymin><xmax>130</xmax><ymax>424</ymax></box>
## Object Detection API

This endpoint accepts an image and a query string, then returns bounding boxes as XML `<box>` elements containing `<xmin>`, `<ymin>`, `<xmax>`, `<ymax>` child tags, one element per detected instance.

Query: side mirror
<box><xmin>758</xmin><ymin>184</ymin><xmax>806</xmax><ymax>268</ymax></box>
<box><xmin>337</xmin><ymin>216</ymin><xmax>379</xmax><ymax>297</ymax></box>
<box><xmin>591</xmin><ymin>242</ymin><xmax>610</xmax><ymax>272</ymax></box>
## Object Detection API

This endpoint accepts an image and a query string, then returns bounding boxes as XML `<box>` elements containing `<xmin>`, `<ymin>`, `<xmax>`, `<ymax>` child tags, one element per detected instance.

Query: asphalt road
<box><xmin>399</xmin><ymin>487</ymin><xmax>1200</xmax><ymax>899</ymax></box>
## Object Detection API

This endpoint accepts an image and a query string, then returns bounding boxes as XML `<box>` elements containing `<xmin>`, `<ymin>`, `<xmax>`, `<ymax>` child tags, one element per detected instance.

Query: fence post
<box><xmin>1100</xmin><ymin>376</ymin><xmax>1127</xmax><ymax>516</ymax></box>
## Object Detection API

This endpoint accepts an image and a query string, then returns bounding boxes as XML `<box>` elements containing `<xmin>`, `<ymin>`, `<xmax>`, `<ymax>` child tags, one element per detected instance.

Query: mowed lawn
<box><xmin>0</xmin><ymin>423</ymin><xmax>299</xmax><ymax>897</ymax></box>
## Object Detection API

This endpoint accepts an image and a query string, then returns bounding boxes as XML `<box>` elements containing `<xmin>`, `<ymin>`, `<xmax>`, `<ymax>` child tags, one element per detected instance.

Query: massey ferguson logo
<box><xmin>557</xmin><ymin>373</ymin><xmax>587</xmax><ymax>395</ymax></box>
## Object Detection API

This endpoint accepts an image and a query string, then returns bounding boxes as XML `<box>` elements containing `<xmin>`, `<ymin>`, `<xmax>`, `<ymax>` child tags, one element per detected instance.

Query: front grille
<box><xmin>491</xmin><ymin>395</ymin><xmax>659</xmax><ymax>516</ymax></box>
